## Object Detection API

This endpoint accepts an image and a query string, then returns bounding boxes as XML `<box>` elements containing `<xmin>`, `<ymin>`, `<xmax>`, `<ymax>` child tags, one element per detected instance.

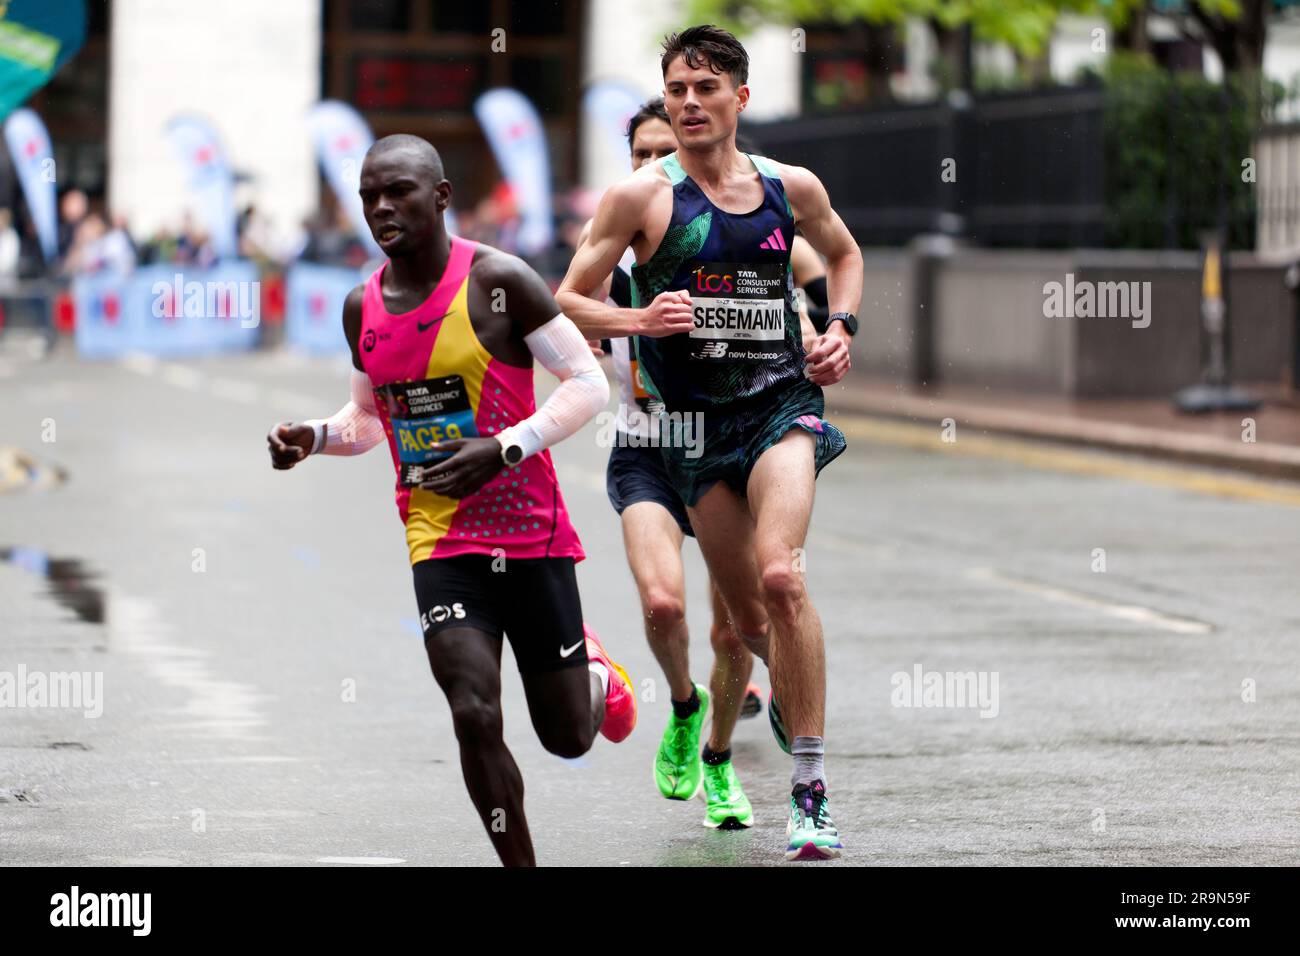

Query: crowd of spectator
<box><xmin>0</xmin><ymin>181</ymin><xmax>603</xmax><ymax>286</ymax></box>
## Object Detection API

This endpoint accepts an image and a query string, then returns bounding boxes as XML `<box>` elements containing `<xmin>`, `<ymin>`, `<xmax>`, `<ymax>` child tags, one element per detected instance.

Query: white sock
<box><xmin>588</xmin><ymin>661</ymin><xmax>609</xmax><ymax>695</ymax></box>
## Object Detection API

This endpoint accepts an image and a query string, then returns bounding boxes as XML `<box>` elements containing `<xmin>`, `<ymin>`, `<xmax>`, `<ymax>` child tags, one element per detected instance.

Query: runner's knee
<box><xmin>447</xmin><ymin>689</ymin><xmax>503</xmax><ymax>747</ymax></box>
<box><xmin>641</xmin><ymin>585</ymin><xmax>685</xmax><ymax>635</ymax></box>
<box><xmin>760</xmin><ymin>560</ymin><xmax>806</xmax><ymax>622</ymax></box>
<box><xmin>537</xmin><ymin>717</ymin><xmax>595</xmax><ymax>759</ymax></box>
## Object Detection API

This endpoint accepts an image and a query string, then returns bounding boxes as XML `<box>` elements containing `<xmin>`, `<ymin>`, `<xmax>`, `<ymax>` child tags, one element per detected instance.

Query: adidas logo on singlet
<box><xmin>759</xmin><ymin>228</ymin><xmax>787</xmax><ymax>251</ymax></box>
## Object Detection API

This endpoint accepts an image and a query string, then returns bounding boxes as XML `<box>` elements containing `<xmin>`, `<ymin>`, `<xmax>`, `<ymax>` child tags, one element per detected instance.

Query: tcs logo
<box><xmin>692</xmin><ymin>267</ymin><xmax>733</xmax><ymax>294</ymax></box>
<box><xmin>422</xmin><ymin>603</ymin><xmax>467</xmax><ymax>631</ymax></box>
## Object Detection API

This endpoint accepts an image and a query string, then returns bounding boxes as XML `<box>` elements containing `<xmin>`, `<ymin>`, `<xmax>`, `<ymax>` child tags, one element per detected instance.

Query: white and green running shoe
<box><xmin>701</xmin><ymin>759</ymin><xmax>754</xmax><ymax>829</ymax></box>
<box><xmin>786</xmin><ymin>780</ymin><xmax>842</xmax><ymax>860</ymax></box>
<box><xmin>654</xmin><ymin>683</ymin><xmax>710</xmax><ymax>800</ymax></box>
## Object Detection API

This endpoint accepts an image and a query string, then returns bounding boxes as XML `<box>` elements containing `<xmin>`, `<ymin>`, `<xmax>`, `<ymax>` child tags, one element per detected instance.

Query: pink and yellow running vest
<box><xmin>358</xmin><ymin>236</ymin><xmax>584</xmax><ymax>566</ymax></box>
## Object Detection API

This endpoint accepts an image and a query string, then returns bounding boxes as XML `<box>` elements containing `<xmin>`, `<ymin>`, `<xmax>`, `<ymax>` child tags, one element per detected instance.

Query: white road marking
<box><xmin>250</xmin><ymin>349</ymin><xmax>319</xmax><ymax>370</ymax></box>
<box><xmin>121</xmin><ymin>353</ymin><xmax>330</xmax><ymax>412</ymax></box>
<box><xmin>173</xmin><ymin>756</ymin><xmax>306</xmax><ymax>764</ymax></box>
<box><xmin>160</xmin><ymin>363</ymin><xmax>204</xmax><ymax>390</ymax></box>
<box><xmin>110</xmin><ymin>593</ymin><xmax>266</xmax><ymax>738</ymax></box>
<box><xmin>964</xmin><ymin>567</ymin><xmax>1213</xmax><ymax>634</ymax></box>
<box><xmin>269</xmin><ymin>387</ymin><xmax>327</xmax><ymax>411</ymax></box>
<box><xmin>316</xmin><ymin>856</ymin><xmax>407</xmax><ymax>866</ymax></box>
<box><xmin>210</xmin><ymin>376</ymin><xmax>261</xmax><ymax>404</ymax></box>
<box><xmin>808</xmin><ymin>529</ymin><xmax>899</xmax><ymax>561</ymax></box>
<box><xmin>120</xmin><ymin>352</ymin><xmax>160</xmax><ymax>376</ymax></box>
<box><xmin>22</xmin><ymin>382</ymin><xmax>84</xmax><ymax>403</ymax></box>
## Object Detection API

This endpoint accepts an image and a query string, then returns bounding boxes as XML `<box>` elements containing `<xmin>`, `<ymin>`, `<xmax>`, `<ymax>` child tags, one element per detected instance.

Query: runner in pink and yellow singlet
<box><xmin>267</xmin><ymin>135</ymin><xmax>635</xmax><ymax>867</ymax></box>
<box><xmin>357</xmin><ymin>232</ymin><xmax>583</xmax><ymax>565</ymax></box>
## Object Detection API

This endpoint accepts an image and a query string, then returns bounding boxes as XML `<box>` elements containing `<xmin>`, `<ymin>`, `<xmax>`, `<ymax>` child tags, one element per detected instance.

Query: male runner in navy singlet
<box><xmin>558</xmin><ymin>25</ymin><xmax>863</xmax><ymax>860</ymax></box>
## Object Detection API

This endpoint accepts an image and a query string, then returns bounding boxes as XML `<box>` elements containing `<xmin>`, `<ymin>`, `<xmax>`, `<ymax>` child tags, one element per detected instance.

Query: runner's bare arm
<box><xmin>476</xmin><ymin>251</ymin><xmax>572</xmax><ymax>341</ymax></box>
<box><xmin>557</xmin><ymin>181</ymin><xmax>693</xmax><ymax>339</ymax></box>
<box><xmin>781</xmin><ymin>165</ymin><xmax>862</xmax><ymax>319</ymax></box>
<box><xmin>573</xmin><ymin>219</ymin><xmax>610</xmax><ymax>356</ymax></box>
<box><xmin>779</xmin><ymin>164</ymin><xmax>861</xmax><ymax>385</ymax></box>
<box><xmin>575</xmin><ymin>218</ymin><xmax>613</xmax><ymax>304</ymax></box>
<box><xmin>489</xmin><ymin>254</ymin><xmax>610</xmax><ymax>427</ymax></box>
<box><xmin>341</xmin><ymin>284</ymin><xmax>365</xmax><ymax>372</ymax></box>
<box><xmin>790</xmin><ymin>234</ymin><xmax>826</xmax><ymax>288</ymax></box>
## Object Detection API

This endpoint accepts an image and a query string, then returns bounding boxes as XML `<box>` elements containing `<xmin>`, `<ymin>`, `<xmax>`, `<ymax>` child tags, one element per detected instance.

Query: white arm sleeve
<box><xmin>303</xmin><ymin>369</ymin><xmax>386</xmax><ymax>456</ymax></box>
<box><xmin>494</xmin><ymin>313</ymin><xmax>609</xmax><ymax>460</ymax></box>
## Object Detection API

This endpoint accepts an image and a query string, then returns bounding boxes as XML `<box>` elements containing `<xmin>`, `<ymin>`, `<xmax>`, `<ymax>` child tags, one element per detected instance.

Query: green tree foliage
<box><xmin>1101</xmin><ymin>52</ymin><xmax>1272</xmax><ymax>249</ymax></box>
<box><xmin>687</xmin><ymin>0</ymin><xmax>1262</xmax><ymax>65</ymax></box>
<box><xmin>687</xmin><ymin>0</ymin><xmax>1107</xmax><ymax>56</ymax></box>
<box><xmin>686</xmin><ymin>1</ymin><xmax>1277</xmax><ymax>249</ymax></box>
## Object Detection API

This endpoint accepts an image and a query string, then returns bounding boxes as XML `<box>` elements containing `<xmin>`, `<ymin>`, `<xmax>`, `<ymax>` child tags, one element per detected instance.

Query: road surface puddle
<box><xmin>0</xmin><ymin>547</ymin><xmax>106</xmax><ymax>624</ymax></box>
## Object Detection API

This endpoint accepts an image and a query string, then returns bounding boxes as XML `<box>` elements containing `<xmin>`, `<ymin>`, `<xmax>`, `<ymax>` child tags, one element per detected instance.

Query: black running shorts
<box><xmin>605</xmin><ymin>441</ymin><xmax>695</xmax><ymax>537</ymax></box>
<box><xmin>411</xmin><ymin>555</ymin><xmax>588</xmax><ymax>673</ymax></box>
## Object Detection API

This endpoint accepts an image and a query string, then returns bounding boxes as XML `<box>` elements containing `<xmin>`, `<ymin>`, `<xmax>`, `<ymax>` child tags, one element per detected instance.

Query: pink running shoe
<box><xmin>584</xmin><ymin>624</ymin><xmax>636</xmax><ymax>743</ymax></box>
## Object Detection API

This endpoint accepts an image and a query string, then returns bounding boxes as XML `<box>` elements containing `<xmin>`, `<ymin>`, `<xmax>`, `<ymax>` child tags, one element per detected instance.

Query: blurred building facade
<box><xmin>107</xmin><ymin>0</ymin><xmax>320</xmax><ymax>259</ymax></box>
<box><xmin>10</xmin><ymin>1</ymin><xmax>1300</xmax><ymax>255</ymax></box>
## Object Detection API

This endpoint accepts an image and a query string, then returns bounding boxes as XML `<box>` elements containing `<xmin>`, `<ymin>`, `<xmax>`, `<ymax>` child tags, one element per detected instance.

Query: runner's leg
<box><xmin>507</xmin><ymin>558</ymin><xmax>633</xmax><ymax>754</ymax></box>
<box><xmin>686</xmin><ymin>481</ymin><xmax>769</xmax><ymax>664</ymax></box>
<box><xmin>521</xmin><ymin>665</ymin><xmax>603</xmax><ymax>757</ymax></box>
<box><xmin>706</xmin><ymin>574</ymin><xmax>753</xmax><ymax>752</ymax></box>
<box><xmin>621</xmin><ymin>501</ymin><xmax>692</xmax><ymax>701</ymax></box>
<box><xmin>745</xmin><ymin>428</ymin><xmax>843</xmax><ymax>858</ymax></box>
<box><xmin>687</xmin><ymin>483</ymin><xmax>766</xmax><ymax>826</ymax></box>
<box><xmin>424</xmin><ymin>625</ymin><xmax>534</xmax><ymax>867</ymax></box>
<box><xmin>745</xmin><ymin>429</ymin><xmax>823</xmax><ymax>740</ymax></box>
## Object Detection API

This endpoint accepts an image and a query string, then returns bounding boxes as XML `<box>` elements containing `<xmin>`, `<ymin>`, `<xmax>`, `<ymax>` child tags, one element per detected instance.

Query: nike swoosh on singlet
<box><xmin>416</xmin><ymin>311</ymin><xmax>453</xmax><ymax>332</ymax></box>
<box><xmin>559</xmin><ymin>641</ymin><xmax>583</xmax><ymax>658</ymax></box>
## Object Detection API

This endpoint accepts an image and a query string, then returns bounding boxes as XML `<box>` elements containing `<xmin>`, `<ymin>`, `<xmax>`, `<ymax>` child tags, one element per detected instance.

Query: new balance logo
<box><xmin>759</xmin><ymin>229</ymin><xmax>787</xmax><ymax>251</ymax></box>
<box><xmin>700</xmin><ymin>342</ymin><xmax>728</xmax><ymax>358</ymax></box>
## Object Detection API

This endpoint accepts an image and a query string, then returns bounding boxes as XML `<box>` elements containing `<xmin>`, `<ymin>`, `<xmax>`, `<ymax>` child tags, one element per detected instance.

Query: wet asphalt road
<box><xmin>2</xmin><ymin>344</ymin><xmax>1298</xmax><ymax>866</ymax></box>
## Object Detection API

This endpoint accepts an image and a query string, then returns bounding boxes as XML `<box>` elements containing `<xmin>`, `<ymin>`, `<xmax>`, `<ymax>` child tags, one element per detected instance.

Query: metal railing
<box><xmin>747</xmin><ymin>85</ymin><xmax>1107</xmax><ymax>248</ymax></box>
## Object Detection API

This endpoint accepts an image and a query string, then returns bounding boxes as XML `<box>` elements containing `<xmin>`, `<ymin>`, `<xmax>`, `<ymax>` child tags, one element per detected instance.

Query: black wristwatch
<box><xmin>827</xmin><ymin>312</ymin><xmax>858</xmax><ymax>336</ymax></box>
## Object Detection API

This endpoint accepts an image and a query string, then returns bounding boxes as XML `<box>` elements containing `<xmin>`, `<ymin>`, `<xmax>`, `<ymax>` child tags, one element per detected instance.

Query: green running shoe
<box><xmin>785</xmin><ymin>780</ymin><xmax>843</xmax><ymax>861</ymax></box>
<box><xmin>701</xmin><ymin>759</ymin><xmax>753</xmax><ymax>829</ymax></box>
<box><xmin>654</xmin><ymin>683</ymin><xmax>710</xmax><ymax>800</ymax></box>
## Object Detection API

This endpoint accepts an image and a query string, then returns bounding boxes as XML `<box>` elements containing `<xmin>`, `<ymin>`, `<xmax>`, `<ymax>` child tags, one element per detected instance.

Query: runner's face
<box><xmin>629</xmin><ymin>118</ymin><xmax>676</xmax><ymax>171</ymax></box>
<box><xmin>359</xmin><ymin>150</ymin><xmax>442</xmax><ymax>256</ymax></box>
<box><xmin>663</xmin><ymin>57</ymin><xmax>746</xmax><ymax>150</ymax></box>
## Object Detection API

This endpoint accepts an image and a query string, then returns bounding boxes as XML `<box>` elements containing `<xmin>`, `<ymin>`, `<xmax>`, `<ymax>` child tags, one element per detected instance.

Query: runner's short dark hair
<box><xmin>661</xmin><ymin>24</ymin><xmax>749</xmax><ymax>89</ymax></box>
<box><xmin>626</xmin><ymin>96</ymin><xmax>670</xmax><ymax>150</ymax></box>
